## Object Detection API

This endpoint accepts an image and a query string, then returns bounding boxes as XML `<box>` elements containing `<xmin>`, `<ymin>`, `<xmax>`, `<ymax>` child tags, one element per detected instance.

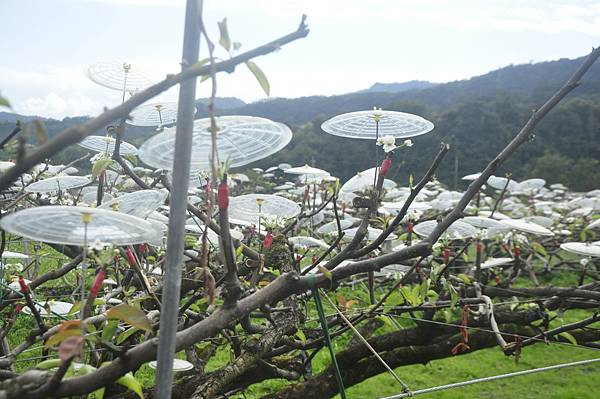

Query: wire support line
<box><xmin>378</xmin><ymin>357</ymin><xmax>600</xmax><ymax>398</ymax></box>
<box><xmin>320</xmin><ymin>289</ymin><xmax>412</xmax><ymax>393</ymax></box>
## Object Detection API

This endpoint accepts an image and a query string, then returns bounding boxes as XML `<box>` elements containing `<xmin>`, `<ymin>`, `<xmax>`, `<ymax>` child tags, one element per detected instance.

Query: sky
<box><xmin>2</xmin><ymin>0</ymin><xmax>600</xmax><ymax>119</ymax></box>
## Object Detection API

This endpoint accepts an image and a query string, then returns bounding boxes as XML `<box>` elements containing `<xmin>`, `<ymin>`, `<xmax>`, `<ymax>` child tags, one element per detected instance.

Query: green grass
<box><xmin>342</xmin><ymin>343</ymin><xmax>600</xmax><ymax>399</ymax></box>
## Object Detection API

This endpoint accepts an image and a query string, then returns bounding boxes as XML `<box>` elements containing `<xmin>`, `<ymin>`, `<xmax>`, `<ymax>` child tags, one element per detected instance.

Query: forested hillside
<box><xmin>2</xmin><ymin>55</ymin><xmax>599</xmax><ymax>190</ymax></box>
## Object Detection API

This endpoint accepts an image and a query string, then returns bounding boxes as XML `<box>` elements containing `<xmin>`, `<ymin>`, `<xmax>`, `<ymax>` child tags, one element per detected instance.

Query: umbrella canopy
<box><xmin>228</xmin><ymin>194</ymin><xmax>300</xmax><ymax>226</ymax></box>
<box><xmin>78</xmin><ymin>135</ymin><xmax>138</xmax><ymax>155</ymax></box>
<box><xmin>340</xmin><ymin>168</ymin><xmax>395</xmax><ymax>194</ymax></box>
<box><xmin>342</xmin><ymin>227</ymin><xmax>397</xmax><ymax>241</ymax></box>
<box><xmin>0</xmin><ymin>161</ymin><xmax>15</xmax><ymax>172</ymax></box>
<box><xmin>317</xmin><ymin>219</ymin><xmax>354</xmax><ymax>234</ymax></box>
<box><xmin>289</xmin><ymin>236</ymin><xmax>330</xmax><ymax>249</ymax></box>
<box><xmin>139</xmin><ymin>116</ymin><xmax>292</xmax><ymax>172</ymax></box>
<box><xmin>1</xmin><ymin>251</ymin><xmax>29</xmax><ymax>259</ymax></box>
<box><xmin>501</xmin><ymin>219</ymin><xmax>554</xmax><ymax>236</ymax></box>
<box><xmin>148</xmin><ymin>359</ymin><xmax>194</xmax><ymax>372</ymax></box>
<box><xmin>487</xmin><ymin>176</ymin><xmax>519</xmax><ymax>191</ymax></box>
<box><xmin>86</xmin><ymin>61</ymin><xmax>154</xmax><ymax>92</ymax></box>
<box><xmin>560</xmin><ymin>242</ymin><xmax>600</xmax><ymax>257</ymax></box>
<box><xmin>517</xmin><ymin>178</ymin><xmax>546</xmax><ymax>193</ymax></box>
<box><xmin>25</xmin><ymin>176</ymin><xmax>90</xmax><ymax>193</ymax></box>
<box><xmin>284</xmin><ymin>164</ymin><xmax>330</xmax><ymax>176</ymax></box>
<box><xmin>413</xmin><ymin>220</ymin><xmax>477</xmax><ymax>240</ymax></box>
<box><xmin>0</xmin><ymin>206</ymin><xmax>162</xmax><ymax>246</ymax></box>
<box><xmin>128</xmin><ymin>102</ymin><xmax>184</xmax><ymax>127</ymax></box>
<box><xmin>462</xmin><ymin>216</ymin><xmax>505</xmax><ymax>230</ymax></box>
<box><xmin>321</xmin><ymin>109</ymin><xmax>434</xmax><ymax>139</ymax></box>
<box><xmin>99</xmin><ymin>189</ymin><xmax>168</xmax><ymax>219</ymax></box>
<box><xmin>480</xmin><ymin>257</ymin><xmax>514</xmax><ymax>269</ymax></box>
<box><xmin>462</xmin><ymin>173</ymin><xmax>481</xmax><ymax>181</ymax></box>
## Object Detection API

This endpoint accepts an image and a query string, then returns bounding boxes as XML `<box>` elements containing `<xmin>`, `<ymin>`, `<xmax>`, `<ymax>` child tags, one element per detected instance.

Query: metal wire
<box><xmin>321</xmin><ymin>289</ymin><xmax>411</xmax><ymax>392</ymax></box>
<box><xmin>379</xmin><ymin>357</ymin><xmax>600</xmax><ymax>398</ymax></box>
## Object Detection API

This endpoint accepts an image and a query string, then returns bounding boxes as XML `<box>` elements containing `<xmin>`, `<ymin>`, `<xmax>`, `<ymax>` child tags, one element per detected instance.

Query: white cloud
<box><xmin>0</xmin><ymin>62</ymin><xmax>180</xmax><ymax>119</ymax></box>
<box><xmin>19</xmin><ymin>92</ymin><xmax>101</xmax><ymax>119</ymax></box>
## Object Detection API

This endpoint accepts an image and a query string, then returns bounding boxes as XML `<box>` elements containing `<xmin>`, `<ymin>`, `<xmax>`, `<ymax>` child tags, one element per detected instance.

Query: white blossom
<box><xmin>89</xmin><ymin>239</ymin><xmax>108</xmax><ymax>251</ymax></box>
<box><xmin>580</xmin><ymin>257</ymin><xmax>590</xmax><ymax>267</ymax></box>
<box><xmin>376</xmin><ymin>135</ymin><xmax>397</xmax><ymax>153</ymax></box>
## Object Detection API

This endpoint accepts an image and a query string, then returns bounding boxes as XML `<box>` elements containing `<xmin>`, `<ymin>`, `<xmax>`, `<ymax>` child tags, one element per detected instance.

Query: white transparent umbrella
<box><xmin>284</xmin><ymin>165</ymin><xmax>330</xmax><ymax>176</ymax></box>
<box><xmin>99</xmin><ymin>189</ymin><xmax>168</xmax><ymax>219</ymax></box>
<box><xmin>78</xmin><ymin>135</ymin><xmax>138</xmax><ymax>156</ymax></box>
<box><xmin>560</xmin><ymin>242</ymin><xmax>600</xmax><ymax>257</ymax></box>
<box><xmin>25</xmin><ymin>176</ymin><xmax>90</xmax><ymax>193</ymax></box>
<box><xmin>138</xmin><ymin>116</ymin><xmax>292</xmax><ymax>172</ymax></box>
<box><xmin>462</xmin><ymin>216</ymin><xmax>505</xmax><ymax>230</ymax></box>
<box><xmin>228</xmin><ymin>194</ymin><xmax>300</xmax><ymax>226</ymax></box>
<box><xmin>0</xmin><ymin>206</ymin><xmax>162</xmax><ymax>246</ymax></box>
<box><xmin>321</xmin><ymin>109</ymin><xmax>434</xmax><ymax>139</ymax></box>
<box><xmin>413</xmin><ymin>220</ymin><xmax>477</xmax><ymax>240</ymax></box>
<box><xmin>317</xmin><ymin>219</ymin><xmax>354</xmax><ymax>234</ymax></box>
<box><xmin>86</xmin><ymin>61</ymin><xmax>154</xmax><ymax>93</ymax></box>
<box><xmin>128</xmin><ymin>102</ymin><xmax>182</xmax><ymax>128</ymax></box>
<box><xmin>480</xmin><ymin>257</ymin><xmax>514</xmax><ymax>270</ymax></box>
<box><xmin>500</xmin><ymin>219</ymin><xmax>554</xmax><ymax>236</ymax></box>
<box><xmin>289</xmin><ymin>236</ymin><xmax>330</xmax><ymax>249</ymax></box>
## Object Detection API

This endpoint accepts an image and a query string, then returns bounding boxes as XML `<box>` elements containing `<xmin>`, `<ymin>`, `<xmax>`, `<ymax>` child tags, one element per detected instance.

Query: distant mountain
<box><xmin>195</xmin><ymin>97</ymin><xmax>246</xmax><ymax>111</ymax></box>
<box><xmin>363</xmin><ymin>80</ymin><xmax>437</xmax><ymax>93</ymax></box>
<box><xmin>0</xmin><ymin>112</ymin><xmax>47</xmax><ymax>124</ymax></box>
<box><xmin>202</xmin><ymin>56</ymin><xmax>600</xmax><ymax>126</ymax></box>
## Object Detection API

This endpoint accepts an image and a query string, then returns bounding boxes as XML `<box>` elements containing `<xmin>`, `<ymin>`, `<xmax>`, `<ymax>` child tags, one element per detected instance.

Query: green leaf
<box><xmin>107</xmin><ymin>303</ymin><xmax>152</xmax><ymax>333</ymax></box>
<box><xmin>0</xmin><ymin>93</ymin><xmax>10</xmax><ymax>108</ymax></box>
<box><xmin>117</xmin><ymin>327</ymin><xmax>140</xmax><ymax>345</ymax></box>
<box><xmin>76</xmin><ymin>365</ymin><xmax>105</xmax><ymax>399</ymax></box>
<box><xmin>116</xmin><ymin>372</ymin><xmax>144</xmax><ymax>399</ymax></box>
<box><xmin>427</xmin><ymin>289</ymin><xmax>439</xmax><ymax>301</ymax></box>
<box><xmin>409</xmin><ymin>174</ymin><xmax>414</xmax><ymax>191</ymax></box>
<box><xmin>123</xmin><ymin>153</ymin><xmax>138</xmax><ymax>166</ymax></box>
<box><xmin>193</xmin><ymin>58</ymin><xmax>210</xmax><ymax>69</ymax></box>
<box><xmin>400</xmin><ymin>285</ymin><xmax>420</xmax><ymax>306</ymax></box>
<box><xmin>457</xmin><ymin>273</ymin><xmax>471</xmax><ymax>285</ymax></box>
<box><xmin>317</xmin><ymin>265</ymin><xmax>333</xmax><ymax>281</ymax></box>
<box><xmin>377</xmin><ymin>314</ymin><xmax>394</xmax><ymax>329</ymax></box>
<box><xmin>35</xmin><ymin>359</ymin><xmax>62</xmax><ymax>370</ymax></box>
<box><xmin>92</xmin><ymin>157</ymin><xmax>113</xmax><ymax>178</ymax></box>
<box><xmin>246</xmin><ymin>61</ymin><xmax>270</xmax><ymax>96</ymax></box>
<box><xmin>32</xmin><ymin>120</ymin><xmax>48</xmax><ymax>144</ymax></box>
<box><xmin>218</xmin><ymin>18</ymin><xmax>232</xmax><ymax>52</ymax></box>
<box><xmin>295</xmin><ymin>329</ymin><xmax>306</xmax><ymax>342</ymax></box>
<box><xmin>235</xmin><ymin>244</ymin><xmax>245</xmax><ymax>260</ymax></box>
<box><xmin>448</xmin><ymin>284</ymin><xmax>459</xmax><ymax>308</ymax></box>
<box><xmin>101</xmin><ymin>319</ymin><xmax>119</xmax><ymax>342</ymax></box>
<box><xmin>530</xmin><ymin>242</ymin><xmax>547</xmax><ymax>257</ymax></box>
<box><xmin>68</xmin><ymin>301</ymin><xmax>83</xmax><ymax>316</ymax></box>
<box><xmin>559</xmin><ymin>331</ymin><xmax>578</xmax><ymax>346</ymax></box>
